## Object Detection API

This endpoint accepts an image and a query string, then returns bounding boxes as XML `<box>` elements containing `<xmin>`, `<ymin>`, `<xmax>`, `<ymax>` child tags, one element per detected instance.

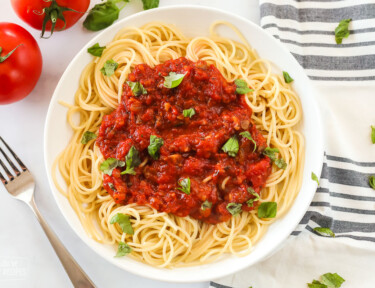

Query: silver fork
<box><xmin>0</xmin><ymin>136</ymin><xmax>95</xmax><ymax>288</ymax></box>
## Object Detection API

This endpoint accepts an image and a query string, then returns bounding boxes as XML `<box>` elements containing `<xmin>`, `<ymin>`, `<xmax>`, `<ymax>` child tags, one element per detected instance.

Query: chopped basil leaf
<box><xmin>246</xmin><ymin>187</ymin><xmax>260</xmax><ymax>207</ymax></box>
<box><xmin>183</xmin><ymin>108</ymin><xmax>196</xmax><ymax>118</ymax></box>
<box><xmin>283</xmin><ymin>71</ymin><xmax>294</xmax><ymax>83</ymax></box>
<box><xmin>257</xmin><ymin>202</ymin><xmax>277</xmax><ymax>218</ymax></box>
<box><xmin>371</xmin><ymin>125</ymin><xmax>375</xmax><ymax>144</ymax></box>
<box><xmin>81</xmin><ymin>131</ymin><xmax>97</xmax><ymax>144</ymax></box>
<box><xmin>321</xmin><ymin>273</ymin><xmax>345</xmax><ymax>288</ymax></box>
<box><xmin>263</xmin><ymin>147</ymin><xmax>287</xmax><ymax>169</ymax></box>
<box><xmin>108</xmin><ymin>182</ymin><xmax>117</xmax><ymax>191</ymax></box>
<box><xmin>126</xmin><ymin>81</ymin><xmax>147</xmax><ymax>97</ymax></box>
<box><xmin>148</xmin><ymin>135</ymin><xmax>164</xmax><ymax>160</ymax></box>
<box><xmin>100</xmin><ymin>59</ymin><xmax>118</xmax><ymax>77</ymax></box>
<box><xmin>307</xmin><ymin>281</ymin><xmax>327</xmax><ymax>288</ymax></box>
<box><xmin>234</xmin><ymin>79</ymin><xmax>253</xmax><ymax>94</ymax></box>
<box><xmin>369</xmin><ymin>176</ymin><xmax>375</xmax><ymax>190</ymax></box>
<box><xmin>100</xmin><ymin>158</ymin><xmax>125</xmax><ymax>176</ymax></box>
<box><xmin>163</xmin><ymin>72</ymin><xmax>186</xmax><ymax>88</ymax></box>
<box><xmin>335</xmin><ymin>19</ymin><xmax>352</xmax><ymax>44</ymax></box>
<box><xmin>177</xmin><ymin>177</ymin><xmax>191</xmax><ymax>194</ymax></box>
<box><xmin>312</xmin><ymin>172</ymin><xmax>320</xmax><ymax>185</ymax></box>
<box><xmin>201</xmin><ymin>200</ymin><xmax>212</xmax><ymax>211</ymax></box>
<box><xmin>87</xmin><ymin>43</ymin><xmax>106</xmax><ymax>57</ymax></box>
<box><xmin>110</xmin><ymin>213</ymin><xmax>134</xmax><ymax>234</ymax></box>
<box><xmin>142</xmin><ymin>0</ymin><xmax>159</xmax><ymax>10</ymax></box>
<box><xmin>313</xmin><ymin>227</ymin><xmax>335</xmax><ymax>238</ymax></box>
<box><xmin>240</xmin><ymin>131</ymin><xmax>256</xmax><ymax>152</ymax></box>
<box><xmin>121</xmin><ymin>146</ymin><xmax>141</xmax><ymax>175</ymax></box>
<box><xmin>115</xmin><ymin>241</ymin><xmax>132</xmax><ymax>257</ymax></box>
<box><xmin>226</xmin><ymin>203</ymin><xmax>242</xmax><ymax>216</ymax></box>
<box><xmin>222</xmin><ymin>136</ymin><xmax>239</xmax><ymax>157</ymax></box>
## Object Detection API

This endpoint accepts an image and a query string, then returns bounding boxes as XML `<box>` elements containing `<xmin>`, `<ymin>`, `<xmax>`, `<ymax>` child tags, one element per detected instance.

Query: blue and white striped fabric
<box><xmin>210</xmin><ymin>1</ymin><xmax>375</xmax><ymax>287</ymax></box>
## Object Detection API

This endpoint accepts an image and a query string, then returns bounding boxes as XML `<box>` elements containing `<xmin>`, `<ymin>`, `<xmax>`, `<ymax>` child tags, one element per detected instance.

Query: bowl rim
<box><xmin>43</xmin><ymin>4</ymin><xmax>324</xmax><ymax>283</ymax></box>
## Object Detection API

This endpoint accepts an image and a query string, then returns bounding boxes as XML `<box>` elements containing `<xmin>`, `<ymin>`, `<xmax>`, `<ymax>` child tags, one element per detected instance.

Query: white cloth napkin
<box><xmin>211</xmin><ymin>1</ymin><xmax>375</xmax><ymax>287</ymax></box>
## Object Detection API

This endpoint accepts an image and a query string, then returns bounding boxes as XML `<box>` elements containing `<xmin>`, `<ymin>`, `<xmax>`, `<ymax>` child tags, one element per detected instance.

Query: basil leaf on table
<box><xmin>87</xmin><ymin>43</ymin><xmax>106</xmax><ymax>57</ymax></box>
<box><xmin>110</xmin><ymin>213</ymin><xmax>134</xmax><ymax>234</ymax></box>
<box><xmin>311</xmin><ymin>172</ymin><xmax>320</xmax><ymax>185</ymax></box>
<box><xmin>283</xmin><ymin>71</ymin><xmax>294</xmax><ymax>83</ymax></box>
<box><xmin>335</xmin><ymin>19</ymin><xmax>352</xmax><ymax>44</ymax></box>
<box><xmin>83</xmin><ymin>1</ymin><xmax>124</xmax><ymax>31</ymax></box>
<box><xmin>369</xmin><ymin>176</ymin><xmax>375</xmax><ymax>190</ymax></box>
<box><xmin>313</xmin><ymin>227</ymin><xmax>335</xmax><ymax>237</ymax></box>
<box><xmin>142</xmin><ymin>0</ymin><xmax>160</xmax><ymax>10</ymax></box>
<box><xmin>371</xmin><ymin>125</ymin><xmax>375</xmax><ymax>144</ymax></box>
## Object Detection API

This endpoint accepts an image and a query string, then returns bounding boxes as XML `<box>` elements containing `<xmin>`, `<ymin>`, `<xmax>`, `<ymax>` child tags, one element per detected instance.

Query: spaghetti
<box><xmin>53</xmin><ymin>21</ymin><xmax>304</xmax><ymax>268</ymax></box>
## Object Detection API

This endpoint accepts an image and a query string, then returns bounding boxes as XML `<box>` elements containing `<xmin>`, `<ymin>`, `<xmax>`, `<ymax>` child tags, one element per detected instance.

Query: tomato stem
<box><xmin>0</xmin><ymin>45</ymin><xmax>23</xmax><ymax>63</ymax></box>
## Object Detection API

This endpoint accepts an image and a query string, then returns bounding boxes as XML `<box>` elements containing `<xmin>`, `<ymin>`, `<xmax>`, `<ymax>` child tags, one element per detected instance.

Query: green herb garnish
<box><xmin>183</xmin><ymin>108</ymin><xmax>196</xmax><ymax>118</ymax></box>
<box><xmin>246</xmin><ymin>187</ymin><xmax>260</xmax><ymax>207</ymax></box>
<box><xmin>127</xmin><ymin>81</ymin><xmax>147</xmax><ymax>97</ymax></box>
<box><xmin>234</xmin><ymin>79</ymin><xmax>253</xmax><ymax>94</ymax></box>
<box><xmin>335</xmin><ymin>19</ymin><xmax>352</xmax><ymax>44</ymax></box>
<box><xmin>257</xmin><ymin>202</ymin><xmax>277</xmax><ymax>218</ymax></box>
<box><xmin>283</xmin><ymin>71</ymin><xmax>294</xmax><ymax>83</ymax></box>
<box><xmin>100</xmin><ymin>158</ymin><xmax>125</xmax><ymax>176</ymax></box>
<box><xmin>226</xmin><ymin>203</ymin><xmax>242</xmax><ymax>216</ymax></box>
<box><xmin>201</xmin><ymin>200</ymin><xmax>212</xmax><ymax>211</ymax></box>
<box><xmin>100</xmin><ymin>59</ymin><xmax>118</xmax><ymax>77</ymax></box>
<box><xmin>87</xmin><ymin>43</ymin><xmax>106</xmax><ymax>57</ymax></box>
<box><xmin>308</xmin><ymin>272</ymin><xmax>345</xmax><ymax>288</ymax></box>
<box><xmin>222</xmin><ymin>136</ymin><xmax>239</xmax><ymax>157</ymax></box>
<box><xmin>81</xmin><ymin>131</ymin><xmax>97</xmax><ymax>144</ymax></box>
<box><xmin>263</xmin><ymin>147</ymin><xmax>287</xmax><ymax>169</ymax></box>
<box><xmin>115</xmin><ymin>241</ymin><xmax>132</xmax><ymax>257</ymax></box>
<box><xmin>312</xmin><ymin>172</ymin><xmax>320</xmax><ymax>185</ymax></box>
<box><xmin>240</xmin><ymin>131</ymin><xmax>256</xmax><ymax>152</ymax></box>
<box><xmin>371</xmin><ymin>125</ymin><xmax>375</xmax><ymax>144</ymax></box>
<box><xmin>369</xmin><ymin>176</ymin><xmax>375</xmax><ymax>190</ymax></box>
<box><xmin>110</xmin><ymin>213</ymin><xmax>134</xmax><ymax>234</ymax></box>
<box><xmin>313</xmin><ymin>227</ymin><xmax>335</xmax><ymax>238</ymax></box>
<box><xmin>177</xmin><ymin>177</ymin><xmax>191</xmax><ymax>194</ymax></box>
<box><xmin>121</xmin><ymin>146</ymin><xmax>141</xmax><ymax>175</ymax></box>
<box><xmin>163</xmin><ymin>72</ymin><xmax>186</xmax><ymax>88</ymax></box>
<box><xmin>147</xmin><ymin>135</ymin><xmax>164</xmax><ymax>160</ymax></box>
<box><xmin>142</xmin><ymin>0</ymin><xmax>159</xmax><ymax>10</ymax></box>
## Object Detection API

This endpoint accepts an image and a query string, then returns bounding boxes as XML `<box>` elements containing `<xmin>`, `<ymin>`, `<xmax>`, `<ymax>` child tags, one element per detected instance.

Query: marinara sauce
<box><xmin>97</xmin><ymin>57</ymin><xmax>272</xmax><ymax>224</ymax></box>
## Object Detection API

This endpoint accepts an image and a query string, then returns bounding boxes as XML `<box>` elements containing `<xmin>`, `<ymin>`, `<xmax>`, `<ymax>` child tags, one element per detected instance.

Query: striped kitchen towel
<box><xmin>210</xmin><ymin>1</ymin><xmax>375</xmax><ymax>287</ymax></box>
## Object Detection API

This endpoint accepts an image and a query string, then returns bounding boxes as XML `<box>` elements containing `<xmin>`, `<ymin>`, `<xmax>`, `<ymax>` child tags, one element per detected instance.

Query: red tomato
<box><xmin>11</xmin><ymin>0</ymin><xmax>90</xmax><ymax>37</ymax></box>
<box><xmin>0</xmin><ymin>23</ymin><xmax>42</xmax><ymax>105</ymax></box>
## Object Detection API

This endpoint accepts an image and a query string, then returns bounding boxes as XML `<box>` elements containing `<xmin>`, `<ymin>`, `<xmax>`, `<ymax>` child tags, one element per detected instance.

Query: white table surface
<box><xmin>0</xmin><ymin>1</ymin><xmax>259</xmax><ymax>287</ymax></box>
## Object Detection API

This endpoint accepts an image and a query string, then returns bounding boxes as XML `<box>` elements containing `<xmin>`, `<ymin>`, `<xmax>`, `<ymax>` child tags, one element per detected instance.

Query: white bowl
<box><xmin>44</xmin><ymin>5</ymin><xmax>324</xmax><ymax>283</ymax></box>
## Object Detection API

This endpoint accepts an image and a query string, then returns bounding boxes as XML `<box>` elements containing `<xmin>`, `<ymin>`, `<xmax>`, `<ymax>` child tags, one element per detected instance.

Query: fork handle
<box><xmin>28</xmin><ymin>196</ymin><xmax>95</xmax><ymax>288</ymax></box>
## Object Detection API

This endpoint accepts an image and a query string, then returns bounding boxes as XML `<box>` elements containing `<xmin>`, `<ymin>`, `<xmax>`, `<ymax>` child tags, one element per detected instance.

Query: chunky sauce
<box><xmin>97</xmin><ymin>57</ymin><xmax>272</xmax><ymax>224</ymax></box>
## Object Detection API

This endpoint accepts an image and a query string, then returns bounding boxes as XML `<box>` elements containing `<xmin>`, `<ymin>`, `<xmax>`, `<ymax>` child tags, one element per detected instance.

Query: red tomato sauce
<box><xmin>96</xmin><ymin>57</ymin><xmax>272</xmax><ymax>224</ymax></box>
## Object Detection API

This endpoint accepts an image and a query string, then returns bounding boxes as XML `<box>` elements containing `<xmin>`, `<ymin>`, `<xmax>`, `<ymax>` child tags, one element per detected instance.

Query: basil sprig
<box><xmin>110</xmin><ymin>213</ymin><xmax>134</xmax><ymax>234</ymax></box>
<box><xmin>222</xmin><ymin>136</ymin><xmax>239</xmax><ymax>157</ymax></box>
<box><xmin>183</xmin><ymin>108</ymin><xmax>196</xmax><ymax>118</ymax></box>
<box><xmin>163</xmin><ymin>72</ymin><xmax>186</xmax><ymax>88</ymax></box>
<box><xmin>81</xmin><ymin>131</ymin><xmax>97</xmax><ymax>144</ymax></box>
<box><xmin>101</xmin><ymin>59</ymin><xmax>119</xmax><ymax>77</ymax></box>
<box><xmin>234</xmin><ymin>79</ymin><xmax>253</xmax><ymax>94</ymax></box>
<box><xmin>226</xmin><ymin>203</ymin><xmax>242</xmax><ymax>216</ymax></box>
<box><xmin>313</xmin><ymin>227</ymin><xmax>335</xmax><ymax>238</ymax></box>
<box><xmin>100</xmin><ymin>158</ymin><xmax>125</xmax><ymax>176</ymax></box>
<box><xmin>257</xmin><ymin>202</ymin><xmax>277</xmax><ymax>218</ymax></box>
<box><xmin>87</xmin><ymin>43</ymin><xmax>106</xmax><ymax>57</ymax></box>
<box><xmin>148</xmin><ymin>135</ymin><xmax>164</xmax><ymax>160</ymax></box>
<box><xmin>115</xmin><ymin>241</ymin><xmax>132</xmax><ymax>257</ymax></box>
<box><xmin>127</xmin><ymin>81</ymin><xmax>147</xmax><ymax>97</ymax></box>
<box><xmin>335</xmin><ymin>19</ymin><xmax>352</xmax><ymax>44</ymax></box>
<box><xmin>263</xmin><ymin>147</ymin><xmax>287</xmax><ymax>169</ymax></box>
<box><xmin>240</xmin><ymin>131</ymin><xmax>256</xmax><ymax>152</ymax></box>
<box><xmin>177</xmin><ymin>178</ymin><xmax>191</xmax><ymax>194</ymax></box>
<box><xmin>121</xmin><ymin>146</ymin><xmax>141</xmax><ymax>175</ymax></box>
<box><xmin>283</xmin><ymin>71</ymin><xmax>294</xmax><ymax>83</ymax></box>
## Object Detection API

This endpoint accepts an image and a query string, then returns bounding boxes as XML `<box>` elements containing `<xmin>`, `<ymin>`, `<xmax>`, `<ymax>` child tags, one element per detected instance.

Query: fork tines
<box><xmin>0</xmin><ymin>136</ymin><xmax>27</xmax><ymax>185</ymax></box>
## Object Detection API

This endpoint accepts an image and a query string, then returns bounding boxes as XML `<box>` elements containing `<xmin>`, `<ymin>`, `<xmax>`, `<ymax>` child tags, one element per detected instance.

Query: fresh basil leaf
<box><xmin>115</xmin><ymin>241</ymin><xmax>132</xmax><ymax>257</ymax></box>
<box><xmin>222</xmin><ymin>136</ymin><xmax>239</xmax><ymax>157</ymax></box>
<box><xmin>87</xmin><ymin>43</ymin><xmax>106</xmax><ymax>57</ymax></box>
<box><xmin>0</xmin><ymin>44</ymin><xmax>23</xmax><ymax>63</ymax></box>
<box><xmin>335</xmin><ymin>19</ymin><xmax>352</xmax><ymax>44</ymax></box>
<box><xmin>307</xmin><ymin>281</ymin><xmax>327</xmax><ymax>288</ymax></box>
<box><xmin>147</xmin><ymin>135</ymin><xmax>164</xmax><ymax>160</ymax></box>
<box><xmin>257</xmin><ymin>202</ymin><xmax>277</xmax><ymax>218</ymax></box>
<box><xmin>240</xmin><ymin>131</ymin><xmax>256</xmax><ymax>152</ymax></box>
<box><xmin>234</xmin><ymin>79</ymin><xmax>253</xmax><ymax>94</ymax></box>
<box><xmin>142</xmin><ymin>0</ymin><xmax>159</xmax><ymax>10</ymax></box>
<box><xmin>371</xmin><ymin>125</ymin><xmax>375</xmax><ymax>144</ymax></box>
<box><xmin>100</xmin><ymin>59</ymin><xmax>119</xmax><ymax>77</ymax></box>
<box><xmin>313</xmin><ymin>227</ymin><xmax>335</xmax><ymax>238</ymax></box>
<box><xmin>246</xmin><ymin>187</ymin><xmax>260</xmax><ymax>207</ymax></box>
<box><xmin>226</xmin><ymin>203</ymin><xmax>242</xmax><ymax>216</ymax></box>
<box><xmin>283</xmin><ymin>71</ymin><xmax>294</xmax><ymax>83</ymax></box>
<box><xmin>275</xmin><ymin>158</ymin><xmax>287</xmax><ymax>170</ymax></box>
<box><xmin>83</xmin><ymin>2</ymin><xmax>121</xmax><ymax>31</ymax></box>
<box><xmin>183</xmin><ymin>108</ymin><xmax>196</xmax><ymax>118</ymax></box>
<box><xmin>81</xmin><ymin>131</ymin><xmax>97</xmax><ymax>144</ymax></box>
<box><xmin>263</xmin><ymin>147</ymin><xmax>287</xmax><ymax>169</ymax></box>
<box><xmin>163</xmin><ymin>72</ymin><xmax>186</xmax><ymax>88</ymax></box>
<box><xmin>100</xmin><ymin>158</ymin><xmax>125</xmax><ymax>176</ymax></box>
<box><xmin>369</xmin><ymin>176</ymin><xmax>375</xmax><ymax>190</ymax></box>
<box><xmin>312</xmin><ymin>172</ymin><xmax>320</xmax><ymax>185</ymax></box>
<box><xmin>126</xmin><ymin>81</ymin><xmax>147</xmax><ymax>97</ymax></box>
<box><xmin>108</xmin><ymin>182</ymin><xmax>117</xmax><ymax>191</ymax></box>
<box><xmin>121</xmin><ymin>146</ymin><xmax>141</xmax><ymax>175</ymax></box>
<box><xmin>201</xmin><ymin>200</ymin><xmax>212</xmax><ymax>211</ymax></box>
<box><xmin>177</xmin><ymin>177</ymin><xmax>190</xmax><ymax>194</ymax></box>
<box><xmin>110</xmin><ymin>213</ymin><xmax>134</xmax><ymax>234</ymax></box>
<box><xmin>321</xmin><ymin>273</ymin><xmax>345</xmax><ymax>288</ymax></box>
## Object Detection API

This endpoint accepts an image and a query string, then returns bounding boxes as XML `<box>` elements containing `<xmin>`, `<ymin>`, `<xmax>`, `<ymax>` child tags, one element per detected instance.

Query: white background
<box><xmin>0</xmin><ymin>0</ymin><xmax>259</xmax><ymax>287</ymax></box>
